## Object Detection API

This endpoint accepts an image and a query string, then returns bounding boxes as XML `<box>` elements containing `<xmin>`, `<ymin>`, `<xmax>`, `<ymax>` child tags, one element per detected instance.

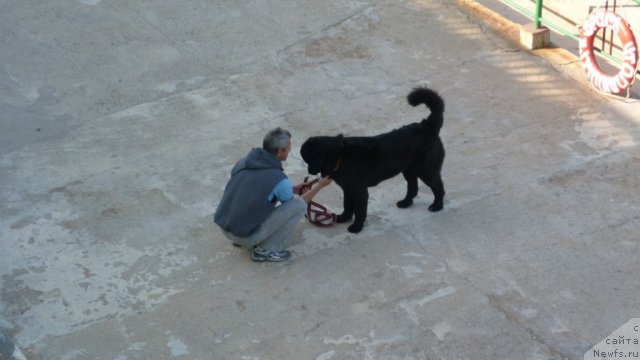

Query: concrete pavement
<box><xmin>1</xmin><ymin>0</ymin><xmax>639</xmax><ymax>359</ymax></box>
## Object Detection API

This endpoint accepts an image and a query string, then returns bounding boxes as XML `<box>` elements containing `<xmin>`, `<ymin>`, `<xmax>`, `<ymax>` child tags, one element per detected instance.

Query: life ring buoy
<box><xmin>579</xmin><ymin>10</ymin><xmax>638</xmax><ymax>94</ymax></box>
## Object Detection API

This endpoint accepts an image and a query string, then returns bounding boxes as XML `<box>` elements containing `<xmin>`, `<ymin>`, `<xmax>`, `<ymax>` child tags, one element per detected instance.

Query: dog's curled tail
<box><xmin>407</xmin><ymin>87</ymin><xmax>444</xmax><ymax>134</ymax></box>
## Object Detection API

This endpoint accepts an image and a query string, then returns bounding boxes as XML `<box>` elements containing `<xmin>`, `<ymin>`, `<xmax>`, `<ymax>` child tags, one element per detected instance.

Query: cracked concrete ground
<box><xmin>1</xmin><ymin>0</ymin><xmax>639</xmax><ymax>359</ymax></box>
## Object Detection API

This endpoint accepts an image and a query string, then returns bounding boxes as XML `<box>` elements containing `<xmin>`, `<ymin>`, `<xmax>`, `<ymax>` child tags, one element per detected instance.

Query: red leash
<box><xmin>297</xmin><ymin>177</ymin><xmax>336</xmax><ymax>227</ymax></box>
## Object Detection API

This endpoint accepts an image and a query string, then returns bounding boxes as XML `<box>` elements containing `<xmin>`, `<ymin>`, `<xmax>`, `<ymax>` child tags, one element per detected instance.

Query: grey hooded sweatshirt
<box><xmin>214</xmin><ymin>148</ymin><xmax>287</xmax><ymax>237</ymax></box>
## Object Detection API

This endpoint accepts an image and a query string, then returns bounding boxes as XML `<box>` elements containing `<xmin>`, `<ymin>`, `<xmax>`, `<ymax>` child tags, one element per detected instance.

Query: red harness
<box><xmin>297</xmin><ymin>177</ymin><xmax>336</xmax><ymax>227</ymax></box>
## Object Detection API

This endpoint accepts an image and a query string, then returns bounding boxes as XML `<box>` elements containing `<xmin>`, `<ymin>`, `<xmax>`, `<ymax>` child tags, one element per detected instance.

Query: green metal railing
<box><xmin>533</xmin><ymin>0</ymin><xmax>543</xmax><ymax>29</ymax></box>
<box><xmin>502</xmin><ymin>0</ymin><xmax>578</xmax><ymax>40</ymax></box>
<box><xmin>502</xmin><ymin>0</ymin><xmax>640</xmax><ymax>70</ymax></box>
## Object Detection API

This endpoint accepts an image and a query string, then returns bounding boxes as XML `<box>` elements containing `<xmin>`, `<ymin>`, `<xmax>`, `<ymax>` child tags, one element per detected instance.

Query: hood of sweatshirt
<box><xmin>231</xmin><ymin>148</ymin><xmax>282</xmax><ymax>175</ymax></box>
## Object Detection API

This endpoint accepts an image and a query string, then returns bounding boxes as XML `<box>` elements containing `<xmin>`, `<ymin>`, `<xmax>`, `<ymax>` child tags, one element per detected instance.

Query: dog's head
<box><xmin>300</xmin><ymin>135</ymin><xmax>344</xmax><ymax>177</ymax></box>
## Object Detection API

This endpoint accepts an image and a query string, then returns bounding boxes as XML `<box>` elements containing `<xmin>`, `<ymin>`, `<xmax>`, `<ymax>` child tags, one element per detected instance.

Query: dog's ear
<box><xmin>324</xmin><ymin>134</ymin><xmax>344</xmax><ymax>163</ymax></box>
<box><xmin>337</xmin><ymin>134</ymin><xmax>345</xmax><ymax>149</ymax></box>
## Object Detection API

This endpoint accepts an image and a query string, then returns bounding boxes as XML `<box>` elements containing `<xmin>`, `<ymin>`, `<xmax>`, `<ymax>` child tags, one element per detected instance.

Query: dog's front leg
<box><xmin>348</xmin><ymin>187</ymin><xmax>369</xmax><ymax>233</ymax></box>
<box><xmin>337</xmin><ymin>189</ymin><xmax>354</xmax><ymax>224</ymax></box>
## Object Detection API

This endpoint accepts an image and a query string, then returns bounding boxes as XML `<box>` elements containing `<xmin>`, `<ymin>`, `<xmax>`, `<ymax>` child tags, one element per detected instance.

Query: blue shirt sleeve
<box><xmin>268</xmin><ymin>178</ymin><xmax>293</xmax><ymax>203</ymax></box>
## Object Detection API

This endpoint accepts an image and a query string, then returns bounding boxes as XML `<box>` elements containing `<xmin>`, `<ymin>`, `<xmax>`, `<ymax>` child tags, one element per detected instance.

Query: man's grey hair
<box><xmin>263</xmin><ymin>127</ymin><xmax>292</xmax><ymax>154</ymax></box>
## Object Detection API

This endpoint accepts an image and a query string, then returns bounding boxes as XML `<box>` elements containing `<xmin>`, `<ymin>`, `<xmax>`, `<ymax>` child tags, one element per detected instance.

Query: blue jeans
<box><xmin>222</xmin><ymin>197</ymin><xmax>306</xmax><ymax>251</ymax></box>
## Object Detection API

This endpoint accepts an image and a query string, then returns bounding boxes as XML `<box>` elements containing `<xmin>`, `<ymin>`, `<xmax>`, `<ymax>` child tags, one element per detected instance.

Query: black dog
<box><xmin>300</xmin><ymin>87</ymin><xmax>445</xmax><ymax>233</ymax></box>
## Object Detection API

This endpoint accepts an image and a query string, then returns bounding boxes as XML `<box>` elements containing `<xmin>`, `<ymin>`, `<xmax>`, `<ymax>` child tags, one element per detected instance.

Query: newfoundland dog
<box><xmin>300</xmin><ymin>87</ymin><xmax>445</xmax><ymax>233</ymax></box>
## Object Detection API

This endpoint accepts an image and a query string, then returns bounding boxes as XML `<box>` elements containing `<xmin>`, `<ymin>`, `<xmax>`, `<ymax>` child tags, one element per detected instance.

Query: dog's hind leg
<box><xmin>419</xmin><ymin>171</ymin><xmax>444</xmax><ymax>212</ymax></box>
<box><xmin>397</xmin><ymin>171</ymin><xmax>418</xmax><ymax>208</ymax></box>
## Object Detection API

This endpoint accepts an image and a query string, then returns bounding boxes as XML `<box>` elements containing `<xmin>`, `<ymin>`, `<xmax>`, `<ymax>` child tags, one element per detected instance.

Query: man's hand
<box><xmin>292</xmin><ymin>179</ymin><xmax>311</xmax><ymax>195</ymax></box>
<box><xmin>316</xmin><ymin>176</ymin><xmax>333</xmax><ymax>188</ymax></box>
<box><xmin>300</xmin><ymin>176</ymin><xmax>332</xmax><ymax>204</ymax></box>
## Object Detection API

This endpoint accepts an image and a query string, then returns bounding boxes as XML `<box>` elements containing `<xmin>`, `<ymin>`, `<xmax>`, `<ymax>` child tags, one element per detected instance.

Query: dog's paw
<box><xmin>428</xmin><ymin>202</ymin><xmax>443</xmax><ymax>212</ymax></box>
<box><xmin>347</xmin><ymin>223</ymin><xmax>364</xmax><ymax>233</ymax></box>
<box><xmin>396</xmin><ymin>199</ymin><xmax>413</xmax><ymax>208</ymax></box>
<box><xmin>336</xmin><ymin>213</ymin><xmax>353</xmax><ymax>223</ymax></box>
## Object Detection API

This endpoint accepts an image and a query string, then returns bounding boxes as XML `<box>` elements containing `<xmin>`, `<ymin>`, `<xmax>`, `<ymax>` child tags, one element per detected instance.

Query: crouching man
<box><xmin>214</xmin><ymin>127</ymin><xmax>332</xmax><ymax>262</ymax></box>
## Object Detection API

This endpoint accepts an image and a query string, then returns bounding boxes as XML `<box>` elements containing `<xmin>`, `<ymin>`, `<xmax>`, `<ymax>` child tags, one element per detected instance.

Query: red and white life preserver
<box><xmin>579</xmin><ymin>10</ymin><xmax>638</xmax><ymax>94</ymax></box>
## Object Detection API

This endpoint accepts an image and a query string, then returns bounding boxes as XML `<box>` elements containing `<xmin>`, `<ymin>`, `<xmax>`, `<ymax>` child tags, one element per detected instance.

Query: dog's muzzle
<box><xmin>307</xmin><ymin>165</ymin><xmax>319</xmax><ymax>175</ymax></box>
